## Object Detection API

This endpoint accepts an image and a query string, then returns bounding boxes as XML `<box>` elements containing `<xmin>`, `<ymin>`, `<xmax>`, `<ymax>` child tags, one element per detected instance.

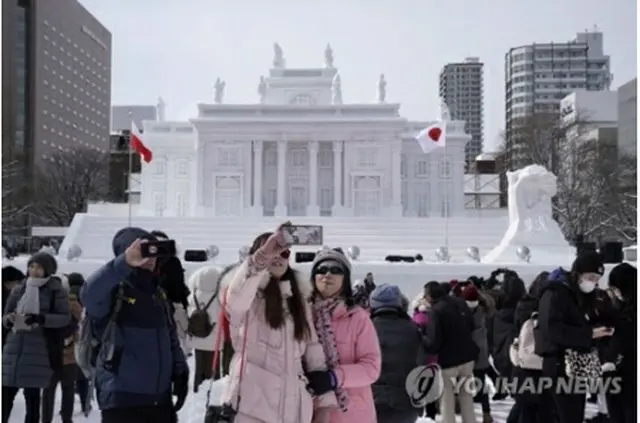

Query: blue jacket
<box><xmin>81</xmin><ymin>227</ymin><xmax>188</xmax><ymax>410</ymax></box>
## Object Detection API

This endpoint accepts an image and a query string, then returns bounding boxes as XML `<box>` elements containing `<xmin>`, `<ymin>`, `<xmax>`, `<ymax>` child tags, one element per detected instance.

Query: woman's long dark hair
<box><xmin>249</xmin><ymin>232</ymin><xmax>311</xmax><ymax>342</ymax></box>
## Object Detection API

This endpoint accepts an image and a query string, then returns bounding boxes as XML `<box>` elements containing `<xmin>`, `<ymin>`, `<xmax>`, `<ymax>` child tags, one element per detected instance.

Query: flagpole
<box><xmin>443</xmin><ymin>121</ymin><xmax>449</xmax><ymax>253</ymax></box>
<box><xmin>127</xmin><ymin>110</ymin><xmax>133</xmax><ymax>227</ymax></box>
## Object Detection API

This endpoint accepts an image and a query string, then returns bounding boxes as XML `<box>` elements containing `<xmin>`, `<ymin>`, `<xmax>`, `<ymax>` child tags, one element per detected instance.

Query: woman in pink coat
<box><xmin>221</xmin><ymin>225</ymin><xmax>337</xmax><ymax>423</ymax></box>
<box><xmin>307</xmin><ymin>248</ymin><xmax>382</xmax><ymax>423</ymax></box>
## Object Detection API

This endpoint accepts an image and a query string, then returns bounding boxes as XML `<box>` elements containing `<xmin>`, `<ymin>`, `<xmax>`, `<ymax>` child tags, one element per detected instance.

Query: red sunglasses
<box><xmin>280</xmin><ymin>249</ymin><xmax>291</xmax><ymax>259</ymax></box>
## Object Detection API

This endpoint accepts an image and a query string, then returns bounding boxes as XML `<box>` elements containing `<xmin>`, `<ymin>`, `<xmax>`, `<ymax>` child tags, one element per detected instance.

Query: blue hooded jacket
<box><xmin>80</xmin><ymin>227</ymin><xmax>188</xmax><ymax>410</ymax></box>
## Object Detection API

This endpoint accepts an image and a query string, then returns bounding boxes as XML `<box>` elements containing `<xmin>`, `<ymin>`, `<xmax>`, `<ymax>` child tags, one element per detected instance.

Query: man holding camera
<box><xmin>81</xmin><ymin>227</ymin><xmax>189</xmax><ymax>423</ymax></box>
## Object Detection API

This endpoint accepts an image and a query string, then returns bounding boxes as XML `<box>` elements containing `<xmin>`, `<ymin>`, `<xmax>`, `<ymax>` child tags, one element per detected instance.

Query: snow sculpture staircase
<box><xmin>59</xmin><ymin>214</ymin><xmax>508</xmax><ymax>263</ymax></box>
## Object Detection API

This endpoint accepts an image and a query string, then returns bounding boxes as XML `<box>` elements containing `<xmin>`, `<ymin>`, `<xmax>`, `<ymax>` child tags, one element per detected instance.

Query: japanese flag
<box><xmin>415</xmin><ymin>122</ymin><xmax>446</xmax><ymax>154</ymax></box>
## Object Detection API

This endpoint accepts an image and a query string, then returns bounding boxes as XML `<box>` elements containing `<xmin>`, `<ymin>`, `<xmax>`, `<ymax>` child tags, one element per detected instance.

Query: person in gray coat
<box><xmin>462</xmin><ymin>284</ymin><xmax>495</xmax><ymax>423</ymax></box>
<box><xmin>1</xmin><ymin>253</ymin><xmax>70</xmax><ymax>423</ymax></box>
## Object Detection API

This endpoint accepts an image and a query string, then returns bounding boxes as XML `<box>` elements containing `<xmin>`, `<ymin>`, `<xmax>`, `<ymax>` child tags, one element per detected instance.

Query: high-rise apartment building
<box><xmin>2</xmin><ymin>0</ymin><xmax>111</xmax><ymax>234</ymax></box>
<box><xmin>439</xmin><ymin>57</ymin><xmax>484</xmax><ymax>169</ymax></box>
<box><xmin>504</xmin><ymin>30</ymin><xmax>612</xmax><ymax>169</ymax></box>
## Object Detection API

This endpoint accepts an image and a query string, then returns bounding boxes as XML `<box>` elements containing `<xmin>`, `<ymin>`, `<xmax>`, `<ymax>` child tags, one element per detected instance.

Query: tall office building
<box><xmin>504</xmin><ymin>30</ymin><xmax>612</xmax><ymax>169</ymax></box>
<box><xmin>2</xmin><ymin>0</ymin><xmax>111</xmax><ymax>234</ymax></box>
<box><xmin>439</xmin><ymin>57</ymin><xmax>484</xmax><ymax>168</ymax></box>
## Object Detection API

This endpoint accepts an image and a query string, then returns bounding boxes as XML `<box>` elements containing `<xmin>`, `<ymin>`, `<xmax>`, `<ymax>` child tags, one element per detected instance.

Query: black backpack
<box><xmin>188</xmin><ymin>292</ymin><xmax>218</xmax><ymax>338</ymax></box>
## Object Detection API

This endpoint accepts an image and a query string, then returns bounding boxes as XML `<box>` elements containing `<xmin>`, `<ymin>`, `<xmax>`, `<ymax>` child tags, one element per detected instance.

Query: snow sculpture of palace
<box><xmin>136</xmin><ymin>45</ymin><xmax>470</xmax><ymax>218</ymax></box>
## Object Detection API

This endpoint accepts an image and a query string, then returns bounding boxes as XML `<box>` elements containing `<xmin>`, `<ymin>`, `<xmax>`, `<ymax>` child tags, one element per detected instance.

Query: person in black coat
<box><xmin>423</xmin><ymin>281</ymin><xmax>479</xmax><ymax>423</ymax></box>
<box><xmin>535</xmin><ymin>251</ymin><xmax>612</xmax><ymax>423</ymax></box>
<box><xmin>369</xmin><ymin>284</ymin><xmax>426</xmax><ymax>423</ymax></box>
<box><xmin>2</xmin><ymin>266</ymin><xmax>25</xmax><ymax>348</ymax></box>
<box><xmin>603</xmin><ymin>263</ymin><xmax>636</xmax><ymax>423</ymax></box>
<box><xmin>506</xmin><ymin>271</ymin><xmax>555</xmax><ymax>423</ymax></box>
<box><xmin>489</xmin><ymin>269</ymin><xmax>526</xmax><ymax>393</ymax></box>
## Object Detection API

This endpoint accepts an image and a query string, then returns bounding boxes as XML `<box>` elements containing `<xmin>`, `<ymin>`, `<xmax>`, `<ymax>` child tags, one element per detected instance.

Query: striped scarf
<box><xmin>312</xmin><ymin>296</ymin><xmax>349</xmax><ymax>412</ymax></box>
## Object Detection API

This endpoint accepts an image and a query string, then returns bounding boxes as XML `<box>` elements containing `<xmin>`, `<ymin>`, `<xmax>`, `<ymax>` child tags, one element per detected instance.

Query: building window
<box><xmin>318</xmin><ymin>150</ymin><xmax>332</xmax><ymax>168</ymax></box>
<box><xmin>177</xmin><ymin>161</ymin><xmax>188</xmax><ymax>176</ymax></box>
<box><xmin>154</xmin><ymin>161</ymin><xmax>166</xmax><ymax>175</ymax></box>
<box><xmin>415</xmin><ymin>160</ymin><xmax>430</xmax><ymax>178</ymax></box>
<box><xmin>265</xmin><ymin>149</ymin><xmax>277</xmax><ymax>166</ymax></box>
<box><xmin>290</xmin><ymin>94</ymin><xmax>315</xmax><ymax>105</ymax></box>
<box><xmin>357</xmin><ymin>148</ymin><xmax>377</xmax><ymax>167</ymax></box>
<box><xmin>153</xmin><ymin>193</ymin><xmax>165</xmax><ymax>217</ymax></box>
<box><xmin>400</xmin><ymin>154</ymin><xmax>407</xmax><ymax>179</ymax></box>
<box><xmin>292</xmin><ymin>150</ymin><xmax>306</xmax><ymax>167</ymax></box>
<box><xmin>218</xmin><ymin>147</ymin><xmax>240</xmax><ymax>167</ymax></box>
<box><xmin>438</xmin><ymin>156</ymin><xmax>452</xmax><ymax>178</ymax></box>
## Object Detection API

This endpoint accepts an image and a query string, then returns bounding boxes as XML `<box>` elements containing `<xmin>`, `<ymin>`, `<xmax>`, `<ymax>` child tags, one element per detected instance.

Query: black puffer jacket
<box><xmin>535</xmin><ymin>269</ymin><xmax>592</xmax><ymax>377</ymax></box>
<box><xmin>490</xmin><ymin>276</ymin><xmax>525</xmax><ymax>377</ymax></box>
<box><xmin>424</xmin><ymin>296</ymin><xmax>479</xmax><ymax>369</ymax></box>
<box><xmin>371</xmin><ymin>308</ymin><xmax>425</xmax><ymax>412</ymax></box>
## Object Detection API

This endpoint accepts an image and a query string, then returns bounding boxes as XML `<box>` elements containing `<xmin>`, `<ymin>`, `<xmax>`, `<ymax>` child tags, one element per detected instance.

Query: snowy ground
<box><xmin>8</xmin><ymin>356</ymin><xmax>599</xmax><ymax>423</ymax></box>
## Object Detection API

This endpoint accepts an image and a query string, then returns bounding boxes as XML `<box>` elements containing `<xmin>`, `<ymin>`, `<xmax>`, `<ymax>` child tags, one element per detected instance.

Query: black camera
<box><xmin>204</xmin><ymin>403</ymin><xmax>237</xmax><ymax>423</ymax></box>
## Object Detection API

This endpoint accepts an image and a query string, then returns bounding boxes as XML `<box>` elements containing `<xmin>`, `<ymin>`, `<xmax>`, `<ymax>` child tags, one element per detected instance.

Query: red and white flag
<box><xmin>130</xmin><ymin>122</ymin><xmax>152</xmax><ymax>163</ymax></box>
<box><xmin>415</xmin><ymin>121</ymin><xmax>446</xmax><ymax>154</ymax></box>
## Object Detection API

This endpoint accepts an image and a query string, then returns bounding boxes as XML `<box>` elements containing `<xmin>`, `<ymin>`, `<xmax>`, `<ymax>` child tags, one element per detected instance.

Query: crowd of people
<box><xmin>0</xmin><ymin>223</ymin><xmax>636</xmax><ymax>423</ymax></box>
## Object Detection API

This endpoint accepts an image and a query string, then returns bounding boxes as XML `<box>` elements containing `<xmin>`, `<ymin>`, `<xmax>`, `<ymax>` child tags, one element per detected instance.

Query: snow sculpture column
<box><xmin>307</xmin><ymin>141</ymin><xmax>320</xmax><ymax>216</ymax></box>
<box><xmin>332</xmin><ymin>140</ymin><xmax>343</xmax><ymax>216</ymax></box>
<box><xmin>391</xmin><ymin>140</ymin><xmax>403</xmax><ymax>216</ymax></box>
<box><xmin>274</xmin><ymin>140</ymin><xmax>288</xmax><ymax>216</ymax></box>
<box><xmin>253</xmin><ymin>140</ymin><xmax>263</xmax><ymax>216</ymax></box>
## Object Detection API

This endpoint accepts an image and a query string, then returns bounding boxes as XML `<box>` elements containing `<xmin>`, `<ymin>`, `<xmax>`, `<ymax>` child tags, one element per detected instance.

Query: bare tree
<box><xmin>32</xmin><ymin>148</ymin><xmax>110</xmax><ymax>226</ymax></box>
<box><xmin>500</xmin><ymin>110</ymin><xmax>635</xmax><ymax>243</ymax></box>
<box><xmin>597</xmin><ymin>152</ymin><xmax>637</xmax><ymax>242</ymax></box>
<box><xmin>2</xmin><ymin>158</ymin><xmax>30</xmax><ymax>232</ymax></box>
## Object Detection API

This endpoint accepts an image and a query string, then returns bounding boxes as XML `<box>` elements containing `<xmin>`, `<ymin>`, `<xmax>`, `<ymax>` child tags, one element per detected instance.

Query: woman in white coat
<box><xmin>187</xmin><ymin>266</ymin><xmax>224</xmax><ymax>392</ymax></box>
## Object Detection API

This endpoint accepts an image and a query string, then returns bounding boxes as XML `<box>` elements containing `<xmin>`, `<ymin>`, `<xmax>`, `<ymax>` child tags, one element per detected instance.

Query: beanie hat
<box><xmin>571</xmin><ymin>251</ymin><xmax>605</xmax><ymax>276</ymax></box>
<box><xmin>27</xmin><ymin>252</ymin><xmax>58</xmax><ymax>277</ymax></box>
<box><xmin>311</xmin><ymin>248</ymin><xmax>353</xmax><ymax>300</ymax></box>
<box><xmin>66</xmin><ymin>272</ymin><xmax>85</xmax><ymax>287</ymax></box>
<box><xmin>2</xmin><ymin>266</ymin><xmax>25</xmax><ymax>283</ymax></box>
<box><xmin>608</xmin><ymin>263</ymin><xmax>637</xmax><ymax>297</ymax></box>
<box><xmin>462</xmin><ymin>285</ymin><xmax>479</xmax><ymax>302</ymax></box>
<box><xmin>311</xmin><ymin>249</ymin><xmax>352</xmax><ymax>276</ymax></box>
<box><xmin>369</xmin><ymin>284</ymin><xmax>404</xmax><ymax>311</ymax></box>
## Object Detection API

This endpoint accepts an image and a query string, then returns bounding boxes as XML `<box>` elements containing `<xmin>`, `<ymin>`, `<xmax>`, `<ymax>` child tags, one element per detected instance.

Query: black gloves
<box><xmin>172</xmin><ymin>371</ymin><xmax>189</xmax><ymax>411</ymax></box>
<box><xmin>24</xmin><ymin>314</ymin><xmax>45</xmax><ymax>326</ymax></box>
<box><xmin>305</xmin><ymin>370</ymin><xmax>337</xmax><ymax>396</ymax></box>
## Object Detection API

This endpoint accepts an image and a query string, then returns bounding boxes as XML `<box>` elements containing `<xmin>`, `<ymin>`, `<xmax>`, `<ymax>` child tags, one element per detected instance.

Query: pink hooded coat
<box><xmin>324</xmin><ymin>302</ymin><xmax>381</xmax><ymax>423</ymax></box>
<box><xmin>221</xmin><ymin>260</ymin><xmax>338</xmax><ymax>423</ymax></box>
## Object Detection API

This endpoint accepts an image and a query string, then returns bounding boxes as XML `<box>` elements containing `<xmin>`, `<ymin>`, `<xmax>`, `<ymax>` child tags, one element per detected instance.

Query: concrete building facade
<box><xmin>439</xmin><ymin>58</ymin><xmax>484</xmax><ymax>169</ymax></box>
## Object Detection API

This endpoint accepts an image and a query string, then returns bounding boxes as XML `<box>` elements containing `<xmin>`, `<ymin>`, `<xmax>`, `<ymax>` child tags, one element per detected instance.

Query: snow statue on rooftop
<box><xmin>214</xmin><ymin>78</ymin><xmax>225</xmax><ymax>104</ymax></box>
<box><xmin>377</xmin><ymin>74</ymin><xmax>387</xmax><ymax>103</ymax></box>
<box><xmin>332</xmin><ymin>74</ymin><xmax>342</xmax><ymax>104</ymax></box>
<box><xmin>273</xmin><ymin>43</ymin><xmax>285</xmax><ymax>68</ymax></box>
<box><xmin>257</xmin><ymin>76</ymin><xmax>267</xmax><ymax>104</ymax></box>
<box><xmin>324</xmin><ymin>44</ymin><xmax>334</xmax><ymax>68</ymax></box>
<box><xmin>483</xmin><ymin>164</ymin><xmax>570</xmax><ymax>263</ymax></box>
<box><xmin>439</xmin><ymin>98</ymin><xmax>451</xmax><ymax>120</ymax></box>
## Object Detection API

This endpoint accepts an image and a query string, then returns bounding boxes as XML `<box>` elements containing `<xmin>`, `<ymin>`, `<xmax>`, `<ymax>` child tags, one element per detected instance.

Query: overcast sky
<box><xmin>79</xmin><ymin>0</ymin><xmax>636</xmax><ymax>151</ymax></box>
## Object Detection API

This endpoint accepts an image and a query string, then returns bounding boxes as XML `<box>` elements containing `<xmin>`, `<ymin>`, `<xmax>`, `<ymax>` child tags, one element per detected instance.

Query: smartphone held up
<box><xmin>281</xmin><ymin>225</ymin><xmax>323</xmax><ymax>246</ymax></box>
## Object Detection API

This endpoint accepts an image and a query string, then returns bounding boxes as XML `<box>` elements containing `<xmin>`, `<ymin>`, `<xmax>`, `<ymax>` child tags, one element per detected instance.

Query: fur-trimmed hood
<box><xmin>218</xmin><ymin>261</ymin><xmax>312</xmax><ymax>300</ymax></box>
<box><xmin>411</xmin><ymin>293</ymin><xmax>430</xmax><ymax>312</ymax></box>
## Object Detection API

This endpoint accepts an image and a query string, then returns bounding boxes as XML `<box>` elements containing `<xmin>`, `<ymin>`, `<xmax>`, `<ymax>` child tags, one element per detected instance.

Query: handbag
<box><xmin>203</xmin><ymin>288</ymin><xmax>249</xmax><ymax>423</ymax></box>
<box><xmin>564</xmin><ymin>348</ymin><xmax>602</xmax><ymax>379</ymax></box>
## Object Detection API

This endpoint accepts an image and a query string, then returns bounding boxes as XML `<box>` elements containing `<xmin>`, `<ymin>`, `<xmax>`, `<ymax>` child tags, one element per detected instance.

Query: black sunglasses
<box><xmin>315</xmin><ymin>266</ymin><xmax>344</xmax><ymax>276</ymax></box>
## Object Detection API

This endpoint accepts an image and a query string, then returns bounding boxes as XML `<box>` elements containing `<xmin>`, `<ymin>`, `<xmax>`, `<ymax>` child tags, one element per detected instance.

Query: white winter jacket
<box><xmin>187</xmin><ymin>266</ymin><xmax>223</xmax><ymax>352</ymax></box>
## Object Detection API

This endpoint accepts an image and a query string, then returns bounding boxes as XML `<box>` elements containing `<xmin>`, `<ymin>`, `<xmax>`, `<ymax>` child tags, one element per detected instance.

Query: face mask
<box><xmin>466</xmin><ymin>301</ymin><xmax>479</xmax><ymax>309</ymax></box>
<box><xmin>579</xmin><ymin>281</ymin><xmax>596</xmax><ymax>293</ymax></box>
